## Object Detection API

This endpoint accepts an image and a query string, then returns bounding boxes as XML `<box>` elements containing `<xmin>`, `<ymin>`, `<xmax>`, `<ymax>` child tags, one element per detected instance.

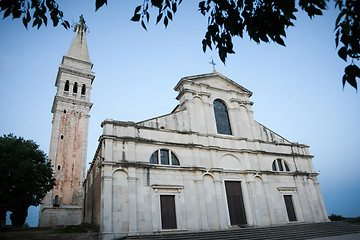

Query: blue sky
<box><xmin>0</xmin><ymin>1</ymin><xmax>359</xmax><ymax>227</ymax></box>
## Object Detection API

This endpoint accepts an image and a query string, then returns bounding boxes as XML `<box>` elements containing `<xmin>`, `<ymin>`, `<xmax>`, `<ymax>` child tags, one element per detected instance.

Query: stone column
<box><xmin>302</xmin><ymin>177</ymin><xmax>316</xmax><ymax>222</ymax></box>
<box><xmin>128</xmin><ymin>176</ymin><xmax>138</xmax><ymax>233</ymax></box>
<box><xmin>194</xmin><ymin>179</ymin><xmax>208</xmax><ymax>229</ymax></box>
<box><xmin>246</xmin><ymin>180</ymin><xmax>257</xmax><ymax>225</ymax></box>
<box><xmin>293</xmin><ymin>177</ymin><xmax>305</xmax><ymax>222</ymax></box>
<box><xmin>263</xmin><ymin>181</ymin><xmax>276</xmax><ymax>225</ymax></box>
<box><xmin>243</xmin><ymin>180</ymin><xmax>255</xmax><ymax>225</ymax></box>
<box><xmin>313</xmin><ymin>179</ymin><xmax>329</xmax><ymax>221</ymax></box>
<box><xmin>101</xmin><ymin>174</ymin><xmax>113</xmax><ymax>239</ymax></box>
<box><xmin>214</xmin><ymin>179</ymin><xmax>228</xmax><ymax>228</ymax></box>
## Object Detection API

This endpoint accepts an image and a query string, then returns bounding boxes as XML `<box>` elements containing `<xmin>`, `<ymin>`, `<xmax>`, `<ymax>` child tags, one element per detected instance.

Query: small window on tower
<box><xmin>58</xmin><ymin>165</ymin><xmax>61</xmax><ymax>170</ymax></box>
<box><xmin>64</xmin><ymin>80</ymin><xmax>70</xmax><ymax>91</ymax></box>
<box><xmin>63</xmin><ymin>110</ymin><xmax>66</xmax><ymax>114</ymax></box>
<box><xmin>73</xmin><ymin>82</ymin><xmax>78</xmax><ymax>93</ymax></box>
<box><xmin>81</xmin><ymin>84</ymin><xmax>86</xmax><ymax>95</ymax></box>
<box><xmin>60</xmin><ymin>135</ymin><xmax>64</xmax><ymax>139</ymax></box>
<box><xmin>54</xmin><ymin>195</ymin><xmax>60</xmax><ymax>207</ymax></box>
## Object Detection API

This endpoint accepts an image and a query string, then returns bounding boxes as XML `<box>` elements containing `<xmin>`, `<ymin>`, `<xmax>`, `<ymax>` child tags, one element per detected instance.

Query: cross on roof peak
<box><xmin>209</xmin><ymin>58</ymin><xmax>216</xmax><ymax>72</ymax></box>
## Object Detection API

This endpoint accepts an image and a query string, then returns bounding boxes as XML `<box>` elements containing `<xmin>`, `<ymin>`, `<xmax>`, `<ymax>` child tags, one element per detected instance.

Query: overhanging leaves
<box><xmin>0</xmin><ymin>0</ymin><xmax>70</xmax><ymax>29</ymax></box>
<box><xmin>0</xmin><ymin>0</ymin><xmax>359</xmax><ymax>91</ymax></box>
<box><xmin>95</xmin><ymin>0</ymin><xmax>107</xmax><ymax>11</ymax></box>
<box><xmin>130</xmin><ymin>0</ymin><xmax>182</xmax><ymax>30</ymax></box>
<box><xmin>336</xmin><ymin>0</ymin><xmax>360</xmax><ymax>90</ymax></box>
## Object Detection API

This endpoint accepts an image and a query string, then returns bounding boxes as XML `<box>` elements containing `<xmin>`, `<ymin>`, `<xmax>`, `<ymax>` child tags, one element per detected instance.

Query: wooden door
<box><xmin>160</xmin><ymin>195</ymin><xmax>177</xmax><ymax>229</ymax></box>
<box><xmin>225</xmin><ymin>181</ymin><xmax>247</xmax><ymax>225</ymax></box>
<box><xmin>284</xmin><ymin>195</ymin><xmax>297</xmax><ymax>221</ymax></box>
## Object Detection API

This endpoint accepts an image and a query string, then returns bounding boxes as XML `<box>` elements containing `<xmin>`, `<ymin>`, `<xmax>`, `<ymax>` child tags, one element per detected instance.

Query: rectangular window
<box><xmin>160</xmin><ymin>149</ymin><xmax>169</xmax><ymax>165</ymax></box>
<box><xmin>277</xmin><ymin>159</ymin><xmax>284</xmax><ymax>171</ymax></box>
<box><xmin>284</xmin><ymin>195</ymin><xmax>297</xmax><ymax>221</ymax></box>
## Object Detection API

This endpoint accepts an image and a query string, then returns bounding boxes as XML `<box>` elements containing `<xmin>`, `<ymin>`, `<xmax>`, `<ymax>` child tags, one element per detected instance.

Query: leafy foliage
<box><xmin>0</xmin><ymin>0</ymin><xmax>69</xmax><ymax>29</ymax></box>
<box><xmin>128</xmin><ymin>0</ymin><xmax>327</xmax><ymax>63</ymax></box>
<box><xmin>0</xmin><ymin>0</ymin><xmax>359</xmax><ymax>91</ymax></box>
<box><xmin>128</xmin><ymin>0</ymin><xmax>182</xmax><ymax>30</ymax></box>
<box><xmin>335</xmin><ymin>0</ymin><xmax>360</xmax><ymax>90</ymax></box>
<box><xmin>328</xmin><ymin>213</ymin><xmax>346</xmax><ymax>221</ymax></box>
<box><xmin>0</xmin><ymin>134</ymin><xmax>55</xmax><ymax>227</ymax></box>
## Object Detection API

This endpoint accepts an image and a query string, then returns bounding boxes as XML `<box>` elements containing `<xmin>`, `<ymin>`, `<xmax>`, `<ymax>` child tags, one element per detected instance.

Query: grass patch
<box><xmin>52</xmin><ymin>225</ymin><xmax>88</xmax><ymax>234</ymax></box>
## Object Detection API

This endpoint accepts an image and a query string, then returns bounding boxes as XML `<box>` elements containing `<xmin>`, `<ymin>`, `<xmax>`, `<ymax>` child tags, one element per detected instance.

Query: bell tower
<box><xmin>39</xmin><ymin>18</ymin><xmax>95</xmax><ymax>226</ymax></box>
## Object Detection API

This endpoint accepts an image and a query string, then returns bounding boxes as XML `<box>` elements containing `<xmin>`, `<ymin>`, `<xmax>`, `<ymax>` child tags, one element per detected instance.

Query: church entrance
<box><xmin>284</xmin><ymin>195</ymin><xmax>297</xmax><ymax>221</ymax></box>
<box><xmin>160</xmin><ymin>195</ymin><xmax>177</xmax><ymax>229</ymax></box>
<box><xmin>225</xmin><ymin>181</ymin><xmax>247</xmax><ymax>225</ymax></box>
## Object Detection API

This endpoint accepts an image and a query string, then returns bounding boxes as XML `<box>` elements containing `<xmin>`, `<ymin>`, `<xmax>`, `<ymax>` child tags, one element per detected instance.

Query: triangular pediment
<box><xmin>174</xmin><ymin>71</ymin><xmax>252</xmax><ymax>96</ymax></box>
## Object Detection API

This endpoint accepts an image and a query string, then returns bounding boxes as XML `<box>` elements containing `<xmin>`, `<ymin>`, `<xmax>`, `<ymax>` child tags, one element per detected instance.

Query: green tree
<box><xmin>0</xmin><ymin>0</ymin><xmax>359</xmax><ymax>90</ymax></box>
<box><xmin>0</xmin><ymin>134</ymin><xmax>55</xmax><ymax>227</ymax></box>
<box><xmin>328</xmin><ymin>213</ymin><xmax>345</xmax><ymax>221</ymax></box>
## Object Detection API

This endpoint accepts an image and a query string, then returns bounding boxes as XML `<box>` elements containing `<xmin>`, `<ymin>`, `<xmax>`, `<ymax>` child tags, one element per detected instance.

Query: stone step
<box><xmin>124</xmin><ymin>222</ymin><xmax>360</xmax><ymax>240</ymax></box>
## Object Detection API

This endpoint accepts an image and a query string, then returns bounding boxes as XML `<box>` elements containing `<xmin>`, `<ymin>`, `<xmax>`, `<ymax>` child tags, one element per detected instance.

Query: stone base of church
<box><xmin>38</xmin><ymin>206</ymin><xmax>82</xmax><ymax>227</ymax></box>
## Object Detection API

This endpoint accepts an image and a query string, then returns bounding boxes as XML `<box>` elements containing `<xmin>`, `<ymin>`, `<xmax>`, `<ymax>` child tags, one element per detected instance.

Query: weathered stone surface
<box><xmin>83</xmin><ymin>71</ymin><xmax>328</xmax><ymax>239</ymax></box>
<box><xmin>39</xmin><ymin>24</ymin><xmax>95</xmax><ymax>227</ymax></box>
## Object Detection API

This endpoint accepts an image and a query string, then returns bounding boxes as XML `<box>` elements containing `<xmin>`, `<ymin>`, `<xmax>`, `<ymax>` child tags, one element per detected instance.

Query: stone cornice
<box><xmin>100</xmin><ymin>160</ymin><xmax>318</xmax><ymax>177</ymax></box>
<box><xmin>174</xmin><ymin>72</ymin><xmax>253</xmax><ymax>97</ymax></box>
<box><xmin>229</xmin><ymin>98</ymin><xmax>254</xmax><ymax>106</ymax></box>
<box><xmin>62</xmin><ymin>55</ymin><xmax>93</xmax><ymax>69</ymax></box>
<box><xmin>59</xmin><ymin>64</ymin><xmax>95</xmax><ymax>80</ymax></box>
<box><xmin>175</xmin><ymin>83</ymin><xmax>251</xmax><ymax>101</ymax></box>
<box><xmin>100</xmin><ymin>135</ymin><xmax>313</xmax><ymax>159</ymax></box>
<box><xmin>100</xmin><ymin>119</ymin><xmax>309</xmax><ymax>149</ymax></box>
<box><xmin>55</xmin><ymin>63</ymin><xmax>95</xmax><ymax>87</ymax></box>
<box><xmin>51</xmin><ymin>95</ymin><xmax>93</xmax><ymax>113</ymax></box>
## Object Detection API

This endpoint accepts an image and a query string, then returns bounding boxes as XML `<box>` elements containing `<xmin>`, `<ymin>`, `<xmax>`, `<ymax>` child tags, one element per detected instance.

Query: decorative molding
<box><xmin>229</xmin><ymin>98</ymin><xmax>254</xmax><ymax>106</ymax></box>
<box><xmin>277</xmin><ymin>187</ymin><xmax>297</xmax><ymax>192</ymax></box>
<box><xmin>151</xmin><ymin>185</ymin><xmax>183</xmax><ymax>194</ymax></box>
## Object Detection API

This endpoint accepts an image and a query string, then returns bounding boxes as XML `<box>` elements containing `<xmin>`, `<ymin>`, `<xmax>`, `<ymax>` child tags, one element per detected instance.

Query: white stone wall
<box><xmin>84</xmin><ymin>72</ymin><xmax>328</xmax><ymax>238</ymax></box>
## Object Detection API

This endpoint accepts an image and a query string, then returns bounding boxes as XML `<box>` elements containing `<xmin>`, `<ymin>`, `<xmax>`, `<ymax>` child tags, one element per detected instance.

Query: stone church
<box><xmin>39</xmin><ymin>23</ymin><xmax>329</xmax><ymax>239</ymax></box>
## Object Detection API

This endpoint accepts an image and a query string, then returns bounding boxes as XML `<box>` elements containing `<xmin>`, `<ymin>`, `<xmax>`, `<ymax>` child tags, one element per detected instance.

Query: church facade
<box><xmin>39</xmin><ymin>22</ymin><xmax>328</xmax><ymax>239</ymax></box>
<box><xmin>83</xmin><ymin>72</ymin><xmax>328</xmax><ymax>239</ymax></box>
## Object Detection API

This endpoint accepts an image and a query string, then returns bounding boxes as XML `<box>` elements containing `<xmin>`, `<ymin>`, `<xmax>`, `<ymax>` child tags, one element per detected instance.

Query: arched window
<box><xmin>214</xmin><ymin>99</ymin><xmax>232</xmax><ymax>135</ymax></box>
<box><xmin>149</xmin><ymin>149</ymin><xmax>179</xmax><ymax>166</ymax></box>
<box><xmin>53</xmin><ymin>195</ymin><xmax>60</xmax><ymax>207</ymax></box>
<box><xmin>73</xmin><ymin>82</ymin><xmax>78</xmax><ymax>93</ymax></box>
<box><xmin>64</xmin><ymin>80</ymin><xmax>70</xmax><ymax>91</ymax></box>
<box><xmin>81</xmin><ymin>84</ymin><xmax>86</xmax><ymax>95</ymax></box>
<box><xmin>272</xmin><ymin>159</ymin><xmax>290</xmax><ymax>172</ymax></box>
<box><xmin>150</xmin><ymin>151</ymin><xmax>158</xmax><ymax>164</ymax></box>
<box><xmin>171</xmin><ymin>152</ymin><xmax>180</xmax><ymax>165</ymax></box>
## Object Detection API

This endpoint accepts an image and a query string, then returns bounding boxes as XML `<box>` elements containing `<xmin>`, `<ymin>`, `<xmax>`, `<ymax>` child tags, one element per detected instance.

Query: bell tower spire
<box><xmin>67</xmin><ymin>15</ymin><xmax>90</xmax><ymax>62</ymax></box>
<box><xmin>39</xmin><ymin>16</ymin><xmax>95</xmax><ymax>227</ymax></box>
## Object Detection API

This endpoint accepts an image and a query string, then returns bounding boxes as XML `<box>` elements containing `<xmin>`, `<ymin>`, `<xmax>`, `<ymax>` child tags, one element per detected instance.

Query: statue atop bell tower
<box><xmin>39</xmin><ymin>16</ymin><xmax>95</xmax><ymax>227</ymax></box>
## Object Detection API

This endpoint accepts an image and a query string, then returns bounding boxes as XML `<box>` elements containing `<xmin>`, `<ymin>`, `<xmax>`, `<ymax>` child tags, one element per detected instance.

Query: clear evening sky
<box><xmin>0</xmin><ymin>1</ymin><xmax>359</xmax><ymax>227</ymax></box>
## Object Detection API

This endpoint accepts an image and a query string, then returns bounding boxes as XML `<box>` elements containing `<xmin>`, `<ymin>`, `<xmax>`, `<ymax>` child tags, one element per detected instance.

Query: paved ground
<box><xmin>1</xmin><ymin>222</ymin><xmax>360</xmax><ymax>240</ymax></box>
<box><xmin>310</xmin><ymin>233</ymin><xmax>360</xmax><ymax>240</ymax></box>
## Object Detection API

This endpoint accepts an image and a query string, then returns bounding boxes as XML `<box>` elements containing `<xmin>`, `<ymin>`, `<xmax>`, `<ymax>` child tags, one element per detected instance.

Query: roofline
<box><xmin>174</xmin><ymin>71</ymin><xmax>253</xmax><ymax>97</ymax></box>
